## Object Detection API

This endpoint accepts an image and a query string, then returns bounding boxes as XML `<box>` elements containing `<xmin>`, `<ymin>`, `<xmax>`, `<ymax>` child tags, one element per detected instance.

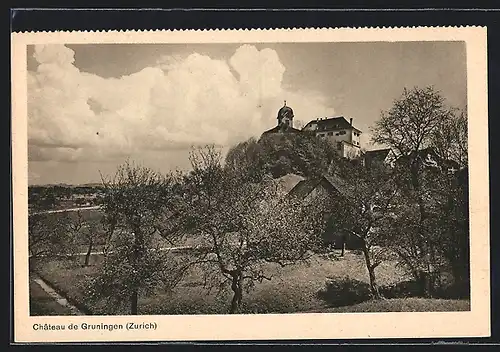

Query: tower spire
<box><xmin>284</xmin><ymin>100</ymin><xmax>287</xmax><ymax>107</ymax></box>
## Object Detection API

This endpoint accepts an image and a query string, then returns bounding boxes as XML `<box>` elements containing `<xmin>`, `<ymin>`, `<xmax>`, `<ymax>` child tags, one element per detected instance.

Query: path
<box><xmin>31</xmin><ymin>206</ymin><xmax>101</xmax><ymax>215</ymax></box>
<box><xmin>73</xmin><ymin>245</ymin><xmax>193</xmax><ymax>256</ymax></box>
<box><xmin>30</xmin><ymin>245</ymin><xmax>194</xmax><ymax>258</ymax></box>
<box><xmin>32</xmin><ymin>276</ymin><xmax>85</xmax><ymax>315</ymax></box>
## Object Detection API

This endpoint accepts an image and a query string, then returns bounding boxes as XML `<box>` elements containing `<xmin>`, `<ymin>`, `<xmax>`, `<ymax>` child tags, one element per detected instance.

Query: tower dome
<box><xmin>277</xmin><ymin>101</ymin><xmax>294</xmax><ymax>129</ymax></box>
<box><xmin>260</xmin><ymin>101</ymin><xmax>302</xmax><ymax>138</ymax></box>
<box><xmin>277</xmin><ymin>100</ymin><xmax>294</xmax><ymax>121</ymax></box>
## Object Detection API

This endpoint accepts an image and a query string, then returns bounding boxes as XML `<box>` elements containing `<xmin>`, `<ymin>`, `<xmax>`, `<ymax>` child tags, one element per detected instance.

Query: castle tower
<box><xmin>277</xmin><ymin>100</ymin><xmax>294</xmax><ymax>130</ymax></box>
<box><xmin>260</xmin><ymin>101</ymin><xmax>301</xmax><ymax>138</ymax></box>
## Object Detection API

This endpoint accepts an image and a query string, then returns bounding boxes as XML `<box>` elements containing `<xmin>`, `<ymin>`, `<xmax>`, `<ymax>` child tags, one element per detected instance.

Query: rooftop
<box><xmin>364</xmin><ymin>148</ymin><xmax>392</xmax><ymax>162</ymax></box>
<box><xmin>287</xmin><ymin>179</ymin><xmax>318</xmax><ymax>199</ymax></box>
<box><xmin>261</xmin><ymin>125</ymin><xmax>303</xmax><ymax>135</ymax></box>
<box><xmin>304</xmin><ymin>116</ymin><xmax>361</xmax><ymax>132</ymax></box>
<box><xmin>287</xmin><ymin>173</ymin><xmax>356</xmax><ymax>200</ymax></box>
<box><xmin>274</xmin><ymin>173</ymin><xmax>305</xmax><ymax>194</ymax></box>
<box><xmin>364</xmin><ymin>148</ymin><xmax>391</xmax><ymax>158</ymax></box>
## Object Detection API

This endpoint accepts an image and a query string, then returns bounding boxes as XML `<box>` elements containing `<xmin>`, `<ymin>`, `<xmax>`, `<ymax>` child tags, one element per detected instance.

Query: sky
<box><xmin>27</xmin><ymin>41</ymin><xmax>467</xmax><ymax>185</ymax></box>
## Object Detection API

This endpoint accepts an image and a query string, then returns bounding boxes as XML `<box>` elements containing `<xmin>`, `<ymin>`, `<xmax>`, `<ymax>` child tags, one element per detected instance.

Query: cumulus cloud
<box><xmin>28</xmin><ymin>44</ymin><xmax>335</xmax><ymax>164</ymax></box>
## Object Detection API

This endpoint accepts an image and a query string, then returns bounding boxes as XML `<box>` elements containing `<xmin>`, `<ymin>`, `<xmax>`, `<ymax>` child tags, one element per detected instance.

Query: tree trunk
<box><xmin>368</xmin><ymin>267</ymin><xmax>380</xmax><ymax>298</ymax></box>
<box><xmin>133</xmin><ymin>228</ymin><xmax>145</xmax><ymax>262</ymax></box>
<box><xmin>451</xmin><ymin>263</ymin><xmax>469</xmax><ymax>298</ymax></box>
<box><xmin>130</xmin><ymin>289</ymin><xmax>138</xmax><ymax>315</ymax></box>
<box><xmin>427</xmin><ymin>247</ymin><xmax>436</xmax><ymax>298</ymax></box>
<box><xmin>362</xmin><ymin>244</ymin><xmax>380</xmax><ymax>299</ymax></box>
<box><xmin>229</xmin><ymin>273</ymin><xmax>243</xmax><ymax>314</ymax></box>
<box><xmin>130</xmin><ymin>227</ymin><xmax>143</xmax><ymax>315</ymax></box>
<box><xmin>84</xmin><ymin>239</ymin><xmax>93</xmax><ymax>266</ymax></box>
<box><xmin>416</xmin><ymin>270</ymin><xmax>431</xmax><ymax>298</ymax></box>
<box><xmin>340</xmin><ymin>236</ymin><xmax>345</xmax><ymax>257</ymax></box>
<box><xmin>410</xmin><ymin>160</ymin><xmax>434</xmax><ymax>298</ymax></box>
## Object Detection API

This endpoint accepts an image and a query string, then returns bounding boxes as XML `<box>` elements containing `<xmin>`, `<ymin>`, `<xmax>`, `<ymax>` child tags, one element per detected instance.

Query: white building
<box><xmin>302</xmin><ymin>116</ymin><xmax>362</xmax><ymax>158</ymax></box>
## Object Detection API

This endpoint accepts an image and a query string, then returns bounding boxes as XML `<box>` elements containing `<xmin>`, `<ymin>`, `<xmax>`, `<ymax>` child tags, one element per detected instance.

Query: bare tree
<box><xmin>431</xmin><ymin>109</ymin><xmax>468</xmax><ymax>168</ymax></box>
<box><xmin>419</xmin><ymin>161</ymin><xmax>470</xmax><ymax>297</ymax></box>
<box><xmin>68</xmin><ymin>210</ymin><xmax>106</xmax><ymax>267</ymax></box>
<box><xmin>28</xmin><ymin>212</ymin><xmax>74</xmax><ymax>269</ymax></box>
<box><xmin>371</xmin><ymin>86</ymin><xmax>468</xmax><ymax>297</ymax></box>
<box><xmin>66</xmin><ymin>210</ymin><xmax>87</xmax><ymax>265</ymax></box>
<box><xmin>168</xmin><ymin>145</ymin><xmax>328</xmax><ymax>313</ymax></box>
<box><xmin>88</xmin><ymin>161</ymin><xmax>180</xmax><ymax>315</ymax></box>
<box><xmin>326</xmin><ymin>161</ymin><xmax>399</xmax><ymax>298</ymax></box>
<box><xmin>372</xmin><ymin>86</ymin><xmax>452</xmax><ymax>159</ymax></box>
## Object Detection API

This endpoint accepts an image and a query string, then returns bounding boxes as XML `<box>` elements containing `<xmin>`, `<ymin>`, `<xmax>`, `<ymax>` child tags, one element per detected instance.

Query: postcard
<box><xmin>11</xmin><ymin>26</ymin><xmax>490</xmax><ymax>342</ymax></box>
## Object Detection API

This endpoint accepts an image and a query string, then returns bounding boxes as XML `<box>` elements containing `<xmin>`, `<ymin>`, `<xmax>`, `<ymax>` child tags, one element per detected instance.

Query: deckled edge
<box><xmin>11</xmin><ymin>25</ymin><xmax>487</xmax><ymax>35</ymax></box>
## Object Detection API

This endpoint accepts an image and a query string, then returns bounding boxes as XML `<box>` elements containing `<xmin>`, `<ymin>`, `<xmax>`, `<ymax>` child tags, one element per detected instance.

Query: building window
<box><xmin>327</xmin><ymin>132</ymin><xmax>333</xmax><ymax>136</ymax></box>
<box><xmin>339</xmin><ymin>130</ymin><xmax>346</xmax><ymax>135</ymax></box>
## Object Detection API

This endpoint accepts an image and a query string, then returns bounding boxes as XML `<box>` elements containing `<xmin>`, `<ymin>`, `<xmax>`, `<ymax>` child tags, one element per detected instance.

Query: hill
<box><xmin>225</xmin><ymin>133</ymin><xmax>342</xmax><ymax>181</ymax></box>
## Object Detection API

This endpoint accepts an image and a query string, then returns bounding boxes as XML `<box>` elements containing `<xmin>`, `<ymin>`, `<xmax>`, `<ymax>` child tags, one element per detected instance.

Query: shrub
<box><xmin>378</xmin><ymin>275</ymin><xmax>470</xmax><ymax>300</ymax></box>
<box><xmin>379</xmin><ymin>280</ymin><xmax>422</xmax><ymax>298</ymax></box>
<box><xmin>317</xmin><ymin>276</ymin><xmax>371</xmax><ymax>307</ymax></box>
<box><xmin>432</xmin><ymin>272</ymin><xmax>470</xmax><ymax>299</ymax></box>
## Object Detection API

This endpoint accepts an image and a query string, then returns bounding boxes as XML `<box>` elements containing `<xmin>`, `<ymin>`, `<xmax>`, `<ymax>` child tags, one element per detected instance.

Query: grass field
<box><xmin>39</xmin><ymin>208</ymin><xmax>104</xmax><ymax>222</ymax></box>
<box><xmin>309</xmin><ymin>298</ymin><xmax>470</xmax><ymax>313</ymax></box>
<box><xmin>32</xmin><ymin>249</ymin><xmax>466</xmax><ymax>315</ymax></box>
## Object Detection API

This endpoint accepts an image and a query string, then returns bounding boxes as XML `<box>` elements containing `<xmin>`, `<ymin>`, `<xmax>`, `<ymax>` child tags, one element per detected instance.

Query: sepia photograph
<box><xmin>11</xmin><ymin>27</ymin><xmax>489</xmax><ymax>342</ymax></box>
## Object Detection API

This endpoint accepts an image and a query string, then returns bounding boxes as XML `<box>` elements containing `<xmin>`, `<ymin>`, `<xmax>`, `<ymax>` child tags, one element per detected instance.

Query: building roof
<box><xmin>287</xmin><ymin>179</ymin><xmax>318</xmax><ymax>199</ymax></box>
<box><xmin>395</xmin><ymin>147</ymin><xmax>460</xmax><ymax>170</ymax></box>
<box><xmin>323</xmin><ymin>174</ymin><xmax>356</xmax><ymax>199</ymax></box>
<box><xmin>339</xmin><ymin>140</ymin><xmax>361</xmax><ymax>149</ymax></box>
<box><xmin>363</xmin><ymin>149</ymin><xmax>392</xmax><ymax>167</ymax></box>
<box><xmin>274</xmin><ymin>173</ymin><xmax>306</xmax><ymax>195</ymax></box>
<box><xmin>287</xmin><ymin>173</ymin><xmax>356</xmax><ymax>200</ymax></box>
<box><xmin>303</xmin><ymin>116</ymin><xmax>361</xmax><ymax>132</ymax></box>
<box><xmin>261</xmin><ymin>125</ymin><xmax>303</xmax><ymax>135</ymax></box>
<box><xmin>277</xmin><ymin>105</ymin><xmax>294</xmax><ymax>120</ymax></box>
<box><xmin>364</xmin><ymin>148</ymin><xmax>391</xmax><ymax>160</ymax></box>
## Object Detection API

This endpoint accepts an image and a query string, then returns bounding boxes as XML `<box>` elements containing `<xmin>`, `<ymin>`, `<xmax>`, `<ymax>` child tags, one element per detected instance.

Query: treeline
<box><xmin>28</xmin><ymin>185</ymin><xmax>105</xmax><ymax>211</ymax></box>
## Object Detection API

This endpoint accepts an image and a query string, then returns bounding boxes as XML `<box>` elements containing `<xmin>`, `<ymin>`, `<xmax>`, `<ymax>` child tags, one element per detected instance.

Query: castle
<box><xmin>261</xmin><ymin>101</ymin><xmax>363</xmax><ymax>159</ymax></box>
